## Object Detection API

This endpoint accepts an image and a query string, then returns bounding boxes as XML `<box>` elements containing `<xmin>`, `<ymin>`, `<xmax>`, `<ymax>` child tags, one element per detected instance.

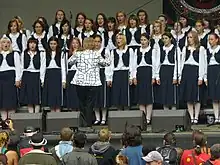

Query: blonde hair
<box><xmin>14</xmin><ymin>16</ymin><xmax>24</xmax><ymax>30</ymax></box>
<box><xmin>0</xmin><ymin>37</ymin><xmax>13</xmax><ymax>53</ymax></box>
<box><xmin>187</xmin><ymin>30</ymin><xmax>200</xmax><ymax>50</ymax></box>
<box><xmin>151</xmin><ymin>20</ymin><xmax>163</xmax><ymax>37</ymax></box>
<box><xmin>98</xmin><ymin>128</ymin><xmax>111</xmax><ymax>142</ymax></box>
<box><xmin>0</xmin><ymin>131</ymin><xmax>9</xmax><ymax>147</ymax></box>
<box><xmin>116</xmin><ymin>155</ymin><xmax>128</xmax><ymax>165</ymax></box>
<box><xmin>82</xmin><ymin>37</ymin><xmax>94</xmax><ymax>50</ymax></box>
<box><xmin>116</xmin><ymin>33</ymin><xmax>127</xmax><ymax>49</ymax></box>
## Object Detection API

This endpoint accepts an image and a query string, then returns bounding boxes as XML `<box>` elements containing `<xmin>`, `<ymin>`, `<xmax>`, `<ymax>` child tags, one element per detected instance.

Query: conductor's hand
<box><xmin>198</xmin><ymin>80</ymin><xmax>203</xmax><ymax>86</ymax></box>
<box><xmin>15</xmin><ymin>81</ymin><xmax>21</xmax><ymax>88</ymax></box>
<box><xmin>133</xmin><ymin>78</ymin><xmax>137</xmax><ymax>86</ymax></box>
<box><xmin>173</xmin><ymin>79</ymin><xmax>177</xmax><ymax>85</ymax></box>
<box><xmin>62</xmin><ymin>82</ymin><xmax>66</xmax><ymax>89</ymax></box>
<box><xmin>152</xmin><ymin>79</ymin><xmax>156</xmax><ymax>85</ymax></box>
<box><xmin>204</xmin><ymin>80</ymin><xmax>208</xmax><ymax>86</ymax></box>
<box><xmin>156</xmin><ymin>79</ymin><xmax>161</xmax><ymax>85</ymax></box>
<box><xmin>107</xmin><ymin>81</ymin><xmax>112</xmax><ymax>87</ymax></box>
<box><xmin>129</xmin><ymin>79</ymin><xmax>133</xmax><ymax>85</ymax></box>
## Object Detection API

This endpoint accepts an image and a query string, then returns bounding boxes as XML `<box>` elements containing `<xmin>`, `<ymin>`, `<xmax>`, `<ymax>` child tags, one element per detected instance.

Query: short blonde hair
<box><xmin>0</xmin><ymin>37</ymin><xmax>13</xmax><ymax>53</ymax></box>
<box><xmin>82</xmin><ymin>37</ymin><xmax>94</xmax><ymax>50</ymax></box>
<box><xmin>116</xmin><ymin>33</ymin><xmax>127</xmax><ymax>49</ymax></box>
<box><xmin>98</xmin><ymin>128</ymin><xmax>111</xmax><ymax>142</ymax></box>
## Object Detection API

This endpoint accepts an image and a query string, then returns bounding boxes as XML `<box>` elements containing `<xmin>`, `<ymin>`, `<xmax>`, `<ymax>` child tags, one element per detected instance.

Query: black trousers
<box><xmin>76</xmin><ymin>85</ymin><xmax>99</xmax><ymax>127</ymax></box>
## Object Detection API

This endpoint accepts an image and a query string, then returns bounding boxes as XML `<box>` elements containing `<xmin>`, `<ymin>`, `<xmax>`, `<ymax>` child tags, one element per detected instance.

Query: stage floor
<box><xmin>44</xmin><ymin>124</ymin><xmax>220</xmax><ymax>149</ymax></box>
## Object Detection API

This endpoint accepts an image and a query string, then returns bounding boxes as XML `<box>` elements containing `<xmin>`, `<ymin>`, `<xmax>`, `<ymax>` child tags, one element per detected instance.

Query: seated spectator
<box><xmin>18</xmin><ymin>132</ymin><xmax>56</xmax><ymax>165</ymax></box>
<box><xmin>142</xmin><ymin>144</ymin><xmax>156</xmax><ymax>156</ymax></box>
<box><xmin>17</xmin><ymin>126</ymin><xmax>39</xmax><ymax>157</ymax></box>
<box><xmin>142</xmin><ymin>151</ymin><xmax>168</xmax><ymax>165</ymax></box>
<box><xmin>50</xmin><ymin>127</ymin><xmax>73</xmax><ymax>165</ymax></box>
<box><xmin>120</xmin><ymin>125</ymin><xmax>145</xmax><ymax>165</ymax></box>
<box><xmin>116</xmin><ymin>155</ymin><xmax>128</xmax><ymax>165</ymax></box>
<box><xmin>0</xmin><ymin>153</ymin><xmax>7</xmax><ymax>165</ymax></box>
<box><xmin>89</xmin><ymin>128</ymin><xmax>116</xmax><ymax>165</ymax></box>
<box><xmin>0</xmin><ymin>131</ymin><xmax>19</xmax><ymax>165</ymax></box>
<box><xmin>180</xmin><ymin>130</ymin><xmax>210</xmax><ymax>165</ymax></box>
<box><xmin>204</xmin><ymin>144</ymin><xmax>220</xmax><ymax>165</ymax></box>
<box><xmin>157</xmin><ymin>132</ymin><xmax>182</xmax><ymax>165</ymax></box>
<box><xmin>62</xmin><ymin>132</ymin><xmax>98</xmax><ymax>165</ymax></box>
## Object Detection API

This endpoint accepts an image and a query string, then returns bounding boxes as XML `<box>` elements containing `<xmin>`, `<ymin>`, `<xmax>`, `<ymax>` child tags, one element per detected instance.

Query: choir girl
<box><xmin>48</xmin><ymin>9</ymin><xmax>66</xmax><ymax>38</ymax></box>
<box><xmin>79</xmin><ymin>18</ymin><xmax>96</xmax><ymax>43</ymax></box>
<box><xmin>106</xmin><ymin>33</ymin><xmax>134</xmax><ymax>110</ymax></box>
<box><xmin>0</xmin><ymin>37</ymin><xmax>21</xmax><ymax>120</ymax></box>
<box><xmin>179</xmin><ymin>15</ymin><xmax>195</xmax><ymax>35</ymax></box>
<box><xmin>73</xmin><ymin>12</ymin><xmax>86</xmax><ymax>37</ymax></box>
<box><xmin>156</xmin><ymin>32</ymin><xmax>181</xmax><ymax>110</ymax></box>
<box><xmin>65</xmin><ymin>37</ymin><xmax>80</xmax><ymax>110</ymax></box>
<box><xmin>106</xmin><ymin>17</ymin><xmax>118</xmax><ymax>51</ymax></box>
<box><xmin>37</xmin><ymin>16</ymin><xmax>49</xmax><ymax>33</ymax></box>
<box><xmin>137</xmin><ymin>9</ymin><xmax>152</xmax><ymax>35</ymax></box>
<box><xmin>116</xmin><ymin>11</ymin><xmax>127</xmax><ymax>35</ymax></box>
<box><xmin>171</xmin><ymin>22</ymin><xmax>187</xmax><ymax>51</ymax></box>
<box><xmin>214</xmin><ymin>22</ymin><xmax>220</xmax><ymax>37</ymax></box>
<box><xmin>68</xmin><ymin>37</ymin><xmax>110</xmax><ymax>127</ymax></box>
<box><xmin>133</xmin><ymin>33</ymin><xmax>156</xmax><ymax>124</ymax></box>
<box><xmin>205</xmin><ymin>33</ymin><xmax>220</xmax><ymax>123</ymax></box>
<box><xmin>203</xmin><ymin>18</ymin><xmax>212</xmax><ymax>35</ymax></box>
<box><xmin>4</xmin><ymin>18</ymin><xmax>27</xmax><ymax>53</ymax></box>
<box><xmin>179</xmin><ymin>31</ymin><xmax>207</xmax><ymax>124</ymax></box>
<box><xmin>158</xmin><ymin>14</ymin><xmax>170</xmax><ymax>32</ymax></box>
<box><xmin>195</xmin><ymin>20</ymin><xmax>210</xmax><ymax>49</ymax></box>
<box><xmin>57</xmin><ymin>19</ymin><xmax>73</xmax><ymax>50</ymax></box>
<box><xmin>30</xmin><ymin>20</ymin><xmax>48</xmax><ymax>51</ymax></box>
<box><xmin>20</xmin><ymin>38</ymin><xmax>46</xmax><ymax>113</ymax></box>
<box><xmin>93</xmin><ymin>35</ymin><xmax>111</xmax><ymax>125</ymax></box>
<box><xmin>126</xmin><ymin>14</ymin><xmax>141</xmax><ymax>50</ymax></box>
<box><xmin>95</xmin><ymin>13</ymin><xmax>108</xmax><ymax>48</ymax></box>
<box><xmin>14</xmin><ymin>16</ymin><xmax>31</xmax><ymax>39</ymax></box>
<box><xmin>41</xmin><ymin>37</ymin><xmax>66</xmax><ymax>112</ymax></box>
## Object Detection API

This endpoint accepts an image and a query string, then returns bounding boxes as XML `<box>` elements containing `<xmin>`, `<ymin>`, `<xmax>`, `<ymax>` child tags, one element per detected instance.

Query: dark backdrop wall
<box><xmin>0</xmin><ymin>0</ymin><xmax>163</xmax><ymax>35</ymax></box>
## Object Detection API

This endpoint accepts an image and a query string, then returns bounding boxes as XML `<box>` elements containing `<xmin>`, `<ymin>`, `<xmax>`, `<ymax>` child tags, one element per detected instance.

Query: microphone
<box><xmin>70</xmin><ymin>11</ymin><xmax>73</xmax><ymax>20</ymax></box>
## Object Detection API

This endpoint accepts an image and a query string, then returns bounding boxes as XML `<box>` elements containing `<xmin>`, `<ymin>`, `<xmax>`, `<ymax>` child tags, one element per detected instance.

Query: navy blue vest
<box><xmin>46</xmin><ymin>52</ymin><xmax>61</xmax><ymax>67</ymax></box>
<box><xmin>30</xmin><ymin>35</ymin><xmax>48</xmax><ymax>50</ymax></box>
<box><xmin>97</xmin><ymin>29</ymin><xmax>109</xmax><ymax>47</ymax></box>
<box><xmin>52</xmin><ymin>24</ymin><xmax>59</xmax><ymax>36</ymax></box>
<box><xmin>125</xmin><ymin>27</ymin><xmax>141</xmax><ymax>45</ymax></box>
<box><xmin>6</xmin><ymin>33</ymin><xmax>23</xmax><ymax>52</ymax></box>
<box><xmin>23</xmin><ymin>51</ymin><xmax>41</xmax><ymax>69</ymax></box>
<box><xmin>150</xmin><ymin>38</ymin><xmax>164</xmax><ymax>49</ymax></box>
<box><xmin>113</xmin><ymin>48</ymin><xmax>130</xmax><ymax>68</ymax></box>
<box><xmin>173</xmin><ymin>35</ymin><xmax>187</xmax><ymax>51</ymax></box>
<box><xmin>160</xmin><ymin>46</ymin><xmax>175</xmax><ymax>64</ymax></box>
<box><xmin>58</xmin><ymin>35</ymin><xmax>73</xmax><ymax>50</ymax></box>
<box><xmin>0</xmin><ymin>52</ymin><xmax>15</xmax><ymax>66</ymax></box>
<box><xmin>73</xmin><ymin>28</ymin><xmax>81</xmax><ymax>38</ymax></box>
<box><xmin>185</xmin><ymin>48</ymin><xmax>199</xmax><ymax>63</ymax></box>
<box><xmin>200</xmin><ymin>33</ymin><xmax>209</xmax><ymax>49</ymax></box>
<box><xmin>207</xmin><ymin>49</ymin><xmax>220</xmax><ymax>64</ymax></box>
<box><xmin>137</xmin><ymin>47</ymin><xmax>152</xmax><ymax>65</ymax></box>
<box><xmin>101</xmin><ymin>48</ymin><xmax>106</xmax><ymax>59</ymax></box>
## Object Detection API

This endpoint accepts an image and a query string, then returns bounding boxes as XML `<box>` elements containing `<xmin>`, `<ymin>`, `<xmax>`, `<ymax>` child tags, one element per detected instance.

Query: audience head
<box><xmin>142</xmin><ymin>144</ymin><xmax>156</xmax><ymax>156</ymax></box>
<box><xmin>23</xmin><ymin>126</ymin><xmax>37</xmax><ymax>137</ymax></box>
<box><xmin>73</xmin><ymin>132</ymin><xmax>87</xmax><ymax>148</ymax></box>
<box><xmin>0</xmin><ymin>131</ymin><xmax>9</xmax><ymax>148</ymax></box>
<box><xmin>98</xmin><ymin>128</ymin><xmax>111</xmax><ymax>142</ymax></box>
<box><xmin>124</xmin><ymin>125</ymin><xmax>142</xmax><ymax>147</ymax></box>
<box><xmin>163</xmin><ymin>132</ymin><xmax>176</xmax><ymax>146</ymax></box>
<box><xmin>29</xmin><ymin>132</ymin><xmax>47</xmax><ymax>149</ymax></box>
<box><xmin>60</xmin><ymin>127</ymin><xmax>73</xmax><ymax>141</ymax></box>
<box><xmin>192</xmin><ymin>130</ymin><xmax>207</xmax><ymax>155</ymax></box>
<box><xmin>116</xmin><ymin>155</ymin><xmax>128</xmax><ymax>165</ymax></box>
<box><xmin>210</xmin><ymin>144</ymin><xmax>220</xmax><ymax>160</ymax></box>
<box><xmin>142</xmin><ymin>151</ymin><xmax>163</xmax><ymax>165</ymax></box>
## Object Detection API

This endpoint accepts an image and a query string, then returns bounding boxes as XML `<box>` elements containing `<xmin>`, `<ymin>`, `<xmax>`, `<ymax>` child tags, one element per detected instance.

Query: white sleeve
<box><xmin>129</xmin><ymin>48</ymin><xmax>134</xmax><ymax>80</ymax></box>
<box><xmin>48</xmin><ymin>26</ymin><xmax>53</xmax><ymax>39</ymax></box>
<box><xmin>173</xmin><ymin>47</ymin><xmax>182</xmax><ymax>80</ymax></box>
<box><xmin>152</xmin><ymin>48</ymin><xmax>157</xmax><ymax>79</ymax></box>
<box><xmin>179</xmin><ymin>47</ymin><xmax>186</xmax><ymax>81</ymax></box>
<box><xmin>68</xmin><ymin>52</ymin><xmax>78</xmax><ymax>66</ymax></box>
<box><xmin>155</xmin><ymin>48</ymin><xmax>161</xmax><ymax>80</ymax></box>
<box><xmin>98</xmin><ymin>50</ymin><xmax>111</xmax><ymax>67</ymax></box>
<box><xmin>14</xmin><ymin>52</ymin><xmax>21</xmax><ymax>82</ymax></box>
<box><xmin>132</xmin><ymin>49</ymin><xmax>137</xmax><ymax>79</ymax></box>
<box><xmin>199</xmin><ymin>46</ymin><xmax>207</xmax><ymax>81</ymax></box>
<box><xmin>22</xmin><ymin>34</ymin><xmax>27</xmax><ymax>52</ymax></box>
<box><xmin>61</xmin><ymin>53</ymin><xmax>67</xmax><ymax>83</ymax></box>
<box><xmin>25</xmin><ymin>29</ymin><xmax>32</xmax><ymax>39</ymax></box>
<box><xmin>105</xmin><ymin>50</ymin><xmax>114</xmax><ymax>82</ymax></box>
<box><xmin>40</xmin><ymin>52</ymin><xmax>46</xmax><ymax>84</ymax></box>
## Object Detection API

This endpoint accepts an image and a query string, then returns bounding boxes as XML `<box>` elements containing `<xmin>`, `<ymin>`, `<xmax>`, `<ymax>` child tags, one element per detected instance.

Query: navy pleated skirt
<box><xmin>137</xmin><ymin>66</ymin><xmax>153</xmax><ymax>105</ymax></box>
<box><xmin>65</xmin><ymin>70</ymin><xmax>79</xmax><ymax>109</ymax></box>
<box><xmin>0</xmin><ymin>70</ymin><xmax>17</xmax><ymax>109</ymax></box>
<box><xmin>158</xmin><ymin>65</ymin><xmax>176</xmax><ymax>105</ymax></box>
<box><xmin>94</xmin><ymin>68</ymin><xmax>111</xmax><ymax>108</ymax></box>
<box><xmin>42</xmin><ymin>68</ymin><xmax>62</xmax><ymax>107</ymax></box>
<box><xmin>111</xmin><ymin>70</ymin><xmax>130</xmax><ymax>107</ymax></box>
<box><xmin>20</xmin><ymin>71</ymin><xmax>40</xmax><ymax>105</ymax></box>
<box><xmin>179</xmin><ymin>65</ymin><xmax>203</xmax><ymax>102</ymax></box>
<box><xmin>207</xmin><ymin>65</ymin><xmax>220</xmax><ymax>100</ymax></box>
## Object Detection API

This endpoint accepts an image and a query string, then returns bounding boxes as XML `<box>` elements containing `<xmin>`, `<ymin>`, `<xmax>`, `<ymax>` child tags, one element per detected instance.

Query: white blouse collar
<box><xmin>1</xmin><ymin>50</ymin><xmax>10</xmax><ymax>55</ymax></box>
<box><xmin>33</xmin><ymin>31</ymin><xmax>46</xmax><ymax>39</ymax></box>
<box><xmin>163</xmin><ymin>44</ymin><xmax>174</xmax><ymax>51</ymax></box>
<box><xmin>140</xmin><ymin>45</ymin><xmax>151</xmax><ymax>53</ymax></box>
<box><xmin>209</xmin><ymin>45</ymin><xmax>220</xmax><ymax>54</ymax></box>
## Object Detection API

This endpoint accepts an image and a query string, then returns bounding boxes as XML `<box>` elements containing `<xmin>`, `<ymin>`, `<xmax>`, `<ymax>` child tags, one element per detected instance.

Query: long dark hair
<box><xmin>37</xmin><ymin>16</ymin><xmax>49</xmax><ymax>33</ymax></box>
<box><xmin>192</xmin><ymin>130</ymin><xmax>209</xmax><ymax>155</ymax></box>
<box><xmin>32</xmin><ymin>20</ymin><xmax>45</xmax><ymax>33</ymax></box>
<box><xmin>53</xmin><ymin>9</ymin><xmax>66</xmax><ymax>24</ymax></box>
<box><xmin>47</xmin><ymin>36</ymin><xmax>61</xmax><ymax>55</ymax></box>
<box><xmin>7</xmin><ymin>18</ymin><xmax>19</xmax><ymax>34</ymax></box>
<box><xmin>59</xmin><ymin>19</ymin><xmax>72</xmax><ymax>37</ymax></box>
<box><xmin>74</xmin><ymin>12</ymin><xmax>86</xmax><ymax>28</ymax></box>
<box><xmin>137</xmin><ymin>9</ymin><xmax>149</xmax><ymax>25</ymax></box>
<box><xmin>95</xmin><ymin>13</ymin><xmax>108</xmax><ymax>30</ymax></box>
<box><xmin>25</xmin><ymin>38</ymin><xmax>39</xmax><ymax>52</ymax></box>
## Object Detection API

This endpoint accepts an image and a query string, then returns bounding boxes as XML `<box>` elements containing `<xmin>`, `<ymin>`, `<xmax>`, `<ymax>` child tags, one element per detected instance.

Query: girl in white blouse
<box><xmin>205</xmin><ymin>33</ymin><xmax>220</xmax><ymax>123</ymax></box>
<box><xmin>20</xmin><ymin>38</ymin><xmax>46</xmax><ymax>113</ymax></box>
<box><xmin>0</xmin><ymin>37</ymin><xmax>21</xmax><ymax>120</ymax></box>
<box><xmin>41</xmin><ymin>37</ymin><xmax>66</xmax><ymax>112</ymax></box>
<box><xmin>179</xmin><ymin>31</ymin><xmax>207</xmax><ymax>124</ymax></box>
<box><xmin>4</xmin><ymin>18</ymin><xmax>27</xmax><ymax>54</ymax></box>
